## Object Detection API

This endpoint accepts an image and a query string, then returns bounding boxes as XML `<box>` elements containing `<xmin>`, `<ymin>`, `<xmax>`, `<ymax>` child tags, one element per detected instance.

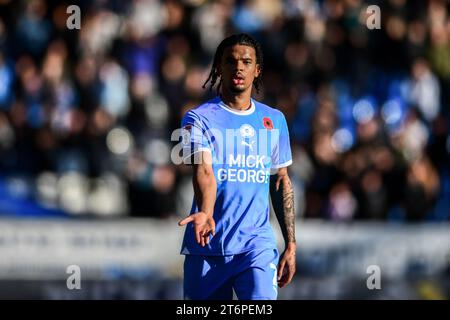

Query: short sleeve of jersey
<box><xmin>181</xmin><ymin>110</ymin><xmax>212</xmax><ymax>164</ymax></box>
<box><xmin>271</xmin><ymin>112</ymin><xmax>293</xmax><ymax>171</ymax></box>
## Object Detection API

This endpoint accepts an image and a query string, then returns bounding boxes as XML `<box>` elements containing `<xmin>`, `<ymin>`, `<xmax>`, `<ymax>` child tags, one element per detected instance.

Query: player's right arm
<box><xmin>178</xmin><ymin>151</ymin><xmax>217</xmax><ymax>247</ymax></box>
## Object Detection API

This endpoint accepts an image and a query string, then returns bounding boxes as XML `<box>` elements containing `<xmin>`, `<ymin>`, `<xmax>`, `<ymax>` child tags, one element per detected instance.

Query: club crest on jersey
<box><xmin>239</xmin><ymin>124</ymin><xmax>255</xmax><ymax>138</ymax></box>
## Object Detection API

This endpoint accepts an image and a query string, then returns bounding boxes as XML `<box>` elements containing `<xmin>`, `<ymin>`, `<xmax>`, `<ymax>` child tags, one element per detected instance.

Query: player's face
<box><xmin>219</xmin><ymin>44</ymin><xmax>261</xmax><ymax>94</ymax></box>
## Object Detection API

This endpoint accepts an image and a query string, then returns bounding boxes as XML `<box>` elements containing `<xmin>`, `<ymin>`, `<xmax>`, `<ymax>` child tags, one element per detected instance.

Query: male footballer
<box><xmin>178</xmin><ymin>33</ymin><xmax>296</xmax><ymax>300</ymax></box>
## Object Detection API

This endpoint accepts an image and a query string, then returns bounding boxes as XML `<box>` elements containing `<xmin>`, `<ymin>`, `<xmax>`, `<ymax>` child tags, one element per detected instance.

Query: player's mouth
<box><xmin>232</xmin><ymin>75</ymin><xmax>245</xmax><ymax>86</ymax></box>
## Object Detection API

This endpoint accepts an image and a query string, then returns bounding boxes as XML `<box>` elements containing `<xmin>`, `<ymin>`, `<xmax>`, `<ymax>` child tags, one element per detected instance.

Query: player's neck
<box><xmin>220</xmin><ymin>91</ymin><xmax>252</xmax><ymax>111</ymax></box>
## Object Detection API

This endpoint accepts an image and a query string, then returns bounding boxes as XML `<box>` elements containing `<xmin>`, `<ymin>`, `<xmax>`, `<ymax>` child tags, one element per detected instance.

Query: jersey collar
<box><xmin>217</xmin><ymin>98</ymin><xmax>256</xmax><ymax>116</ymax></box>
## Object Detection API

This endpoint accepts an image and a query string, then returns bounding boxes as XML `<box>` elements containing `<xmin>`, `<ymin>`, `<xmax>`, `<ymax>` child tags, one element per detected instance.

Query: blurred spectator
<box><xmin>409</xmin><ymin>58</ymin><xmax>440</xmax><ymax>122</ymax></box>
<box><xmin>404</xmin><ymin>156</ymin><xmax>440</xmax><ymax>221</ymax></box>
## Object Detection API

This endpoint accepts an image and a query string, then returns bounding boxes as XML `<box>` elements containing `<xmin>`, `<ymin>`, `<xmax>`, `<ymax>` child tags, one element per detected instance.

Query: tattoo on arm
<box><xmin>270</xmin><ymin>172</ymin><xmax>296</xmax><ymax>244</ymax></box>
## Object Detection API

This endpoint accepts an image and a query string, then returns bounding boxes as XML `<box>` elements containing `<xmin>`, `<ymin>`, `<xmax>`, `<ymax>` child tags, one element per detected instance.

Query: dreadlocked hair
<box><xmin>202</xmin><ymin>33</ymin><xmax>264</xmax><ymax>94</ymax></box>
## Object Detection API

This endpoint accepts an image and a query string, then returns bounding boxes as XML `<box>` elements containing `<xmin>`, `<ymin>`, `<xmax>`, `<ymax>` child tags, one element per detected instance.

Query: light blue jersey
<box><xmin>180</xmin><ymin>96</ymin><xmax>292</xmax><ymax>256</ymax></box>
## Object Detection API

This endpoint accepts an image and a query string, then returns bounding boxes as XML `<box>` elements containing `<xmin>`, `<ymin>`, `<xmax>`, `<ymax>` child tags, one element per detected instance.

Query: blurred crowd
<box><xmin>0</xmin><ymin>0</ymin><xmax>449</xmax><ymax>221</ymax></box>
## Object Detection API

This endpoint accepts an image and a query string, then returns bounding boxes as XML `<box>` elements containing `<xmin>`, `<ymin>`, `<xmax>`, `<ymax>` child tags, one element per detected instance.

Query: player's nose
<box><xmin>233</xmin><ymin>60</ymin><xmax>245</xmax><ymax>71</ymax></box>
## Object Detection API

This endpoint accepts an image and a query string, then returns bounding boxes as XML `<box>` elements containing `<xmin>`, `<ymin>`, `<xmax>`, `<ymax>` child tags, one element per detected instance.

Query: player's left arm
<box><xmin>270</xmin><ymin>167</ymin><xmax>296</xmax><ymax>288</ymax></box>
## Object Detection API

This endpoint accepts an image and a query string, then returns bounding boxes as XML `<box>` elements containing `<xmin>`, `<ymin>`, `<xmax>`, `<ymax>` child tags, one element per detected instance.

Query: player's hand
<box><xmin>178</xmin><ymin>212</ymin><xmax>216</xmax><ymax>247</ymax></box>
<box><xmin>277</xmin><ymin>243</ymin><xmax>296</xmax><ymax>288</ymax></box>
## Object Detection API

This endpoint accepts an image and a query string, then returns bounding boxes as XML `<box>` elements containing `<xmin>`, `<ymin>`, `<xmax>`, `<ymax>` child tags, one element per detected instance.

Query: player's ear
<box><xmin>254</xmin><ymin>64</ymin><xmax>261</xmax><ymax>78</ymax></box>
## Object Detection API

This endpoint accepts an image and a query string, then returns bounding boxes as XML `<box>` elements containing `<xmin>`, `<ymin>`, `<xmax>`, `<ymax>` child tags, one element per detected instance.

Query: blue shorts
<box><xmin>183</xmin><ymin>247</ymin><xmax>279</xmax><ymax>300</ymax></box>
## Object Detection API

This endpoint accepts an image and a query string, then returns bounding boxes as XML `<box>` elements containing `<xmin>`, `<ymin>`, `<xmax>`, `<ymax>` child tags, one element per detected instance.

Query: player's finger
<box><xmin>200</xmin><ymin>230</ymin><xmax>206</xmax><ymax>247</ymax></box>
<box><xmin>281</xmin><ymin>268</ymin><xmax>293</xmax><ymax>287</ymax></box>
<box><xmin>195</xmin><ymin>229</ymin><xmax>201</xmax><ymax>244</ymax></box>
<box><xmin>205</xmin><ymin>233</ymin><xmax>210</xmax><ymax>245</ymax></box>
<box><xmin>277</xmin><ymin>259</ymin><xmax>286</xmax><ymax>281</ymax></box>
<box><xmin>178</xmin><ymin>215</ymin><xmax>194</xmax><ymax>226</ymax></box>
<box><xmin>200</xmin><ymin>233</ymin><xmax>206</xmax><ymax>247</ymax></box>
<box><xmin>278</xmin><ymin>269</ymin><xmax>289</xmax><ymax>287</ymax></box>
<box><xmin>281</xmin><ymin>262</ymin><xmax>296</xmax><ymax>287</ymax></box>
<box><xmin>285</xmin><ymin>268</ymin><xmax>295</xmax><ymax>285</ymax></box>
<box><xmin>278</xmin><ymin>278</ymin><xmax>287</xmax><ymax>288</ymax></box>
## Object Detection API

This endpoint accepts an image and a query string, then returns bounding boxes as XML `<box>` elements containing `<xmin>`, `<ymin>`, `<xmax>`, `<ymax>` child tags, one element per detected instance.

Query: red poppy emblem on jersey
<box><xmin>263</xmin><ymin>117</ymin><xmax>273</xmax><ymax>130</ymax></box>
